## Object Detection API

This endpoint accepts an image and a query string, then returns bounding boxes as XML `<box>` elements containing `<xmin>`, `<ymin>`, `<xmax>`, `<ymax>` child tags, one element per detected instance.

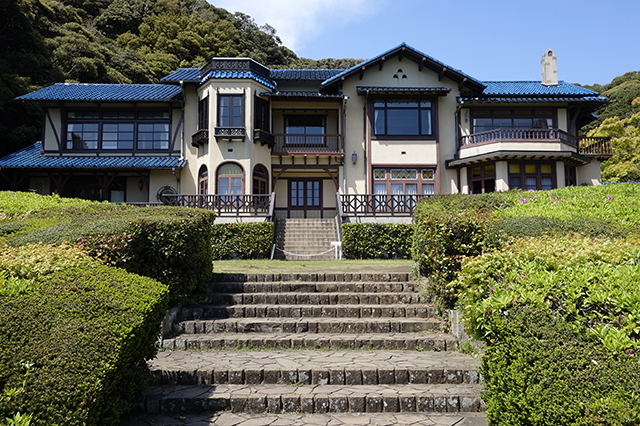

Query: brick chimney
<box><xmin>541</xmin><ymin>49</ymin><xmax>558</xmax><ymax>86</ymax></box>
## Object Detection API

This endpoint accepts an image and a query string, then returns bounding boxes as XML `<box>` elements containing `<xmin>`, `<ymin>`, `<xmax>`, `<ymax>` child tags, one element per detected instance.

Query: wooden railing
<box><xmin>272</xmin><ymin>134</ymin><xmax>343</xmax><ymax>155</ymax></box>
<box><xmin>253</xmin><ymin>129</ymin><xmax>275</xmax><ymax>147</ymax></box>
<box><xmin>578</xmin><ymin>137</ymin><xmax>612</xmax><ymax>157</ymax></box>
<box><xmin>459</xmin><ymin>128</ymin><xmax>576</xmax><ymax>148</ymax></box>
<box><xmin>191</xmin><ymin>129</ymin><xmax>208</xmax><ymax>147</ymax></box>
<box><xmin>339</xmin><ymin>194</ymin><xmax>431</xmax><ymax>217</ymax></box>
<box><xmin>160</xmin><ymin>193</ymin><xmax>274</xmax><ymax>218</ymax></box>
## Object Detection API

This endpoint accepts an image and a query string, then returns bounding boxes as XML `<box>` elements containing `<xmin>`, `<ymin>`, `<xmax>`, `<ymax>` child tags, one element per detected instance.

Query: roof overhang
<box><xmin>259</xmin><ymin>91</ymin><xmax>344</xmax><ymax>100</ymax></box>
<box><xmin>446</xmin><ymin>150</ymin><xmax>591</xmax><ymax>168</ymax></box>
<box><xmin>357</xmin><ymin>86</ymin><xmax>451</xmax><ymax>96</ymax></box>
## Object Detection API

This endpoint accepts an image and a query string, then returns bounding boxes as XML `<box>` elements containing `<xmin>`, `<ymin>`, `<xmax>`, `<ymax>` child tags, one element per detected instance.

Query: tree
<box><xmin>588</xmin><ymin>98</ymin><xmax>640</xmax><ymax>182</ymax></box>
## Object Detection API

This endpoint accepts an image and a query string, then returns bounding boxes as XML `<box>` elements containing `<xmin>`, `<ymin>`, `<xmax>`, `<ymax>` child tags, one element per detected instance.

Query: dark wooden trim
<box><xmin>419</xmin><ymin>57</ymin><xmax>427</xmax><ymax>72</ymax></box>
<box><xmin>506</xmin><ymin>160</ymin><xmax>557</xmax><ymax>191</ymax></box>
<box><xmin>379</xmin><ymin>56</ymin><xmax>386</xmax><ymax>71</ymax></box>
<box><xmin>45</xmin><ymin>107</ymin><xmax>62</xmax><ymax>151</ymax></box>
<box><xmin>438</xmin><ymin>67</ymin><xmax>447</xmax><ymax>81</ymax></box>
<box><xmin>458</xmin><ymin>78</ymin><xmax>468</xmax><ymax>91</ymax></box>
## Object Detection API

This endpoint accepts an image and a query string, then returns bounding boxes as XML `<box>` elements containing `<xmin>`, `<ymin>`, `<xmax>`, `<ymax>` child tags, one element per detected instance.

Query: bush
<box><xmin>482</xmin><ymin>308</ymin><xmax>640</xmax><ymax>426</ymax></box>
<box><xmin>211</xmin><ymin>222</ymin><xmax>273</xmax><ymax>259</ymax></box>
<box><xmin>412</xmin><ymin>205</ymin><xmax>499</xmax><ymax>308</ymax></box>
<box><xmin>0</xmin><ymin>248</ymin><xmax>169</xmax><ymax>426</ymax></box>
<box><xmin>490</xmin><ymin>216</ymin><xmax>630</xmax><ymax>238</ymax></box>
<box><xmin>341</xmin><ymin>223</ymin><xmax>414</xmax><ymax>259</ymax></box>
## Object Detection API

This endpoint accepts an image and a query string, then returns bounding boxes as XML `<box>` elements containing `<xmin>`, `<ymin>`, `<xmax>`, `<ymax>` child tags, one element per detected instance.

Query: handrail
<box><xmin>459</xmin><ymin>128</ymin><xmax>576</xmax><ymax>148</ymax></box>
<box><xmin>578</xmin><ymin>136</ymin><xmax>612</xmax><ymax>157</ymax></box>
<box><xmin>340</xmin><ymin>194</ymin><xmax>430</xmax><ymax>216</ymax></box>
<box><xmin>160</xmin><ymin>194</ymin><xmax>271</xmax><ymax>216</ymax></box>
<box><xmin>266</xmin><ymin>192</ymin><xmax>276</xmax><ymax>222</ymax></box>
<box><xmin>272</xmin><ymin>134</ymin><xmax>343</xmax><ymax>154</ymax></box>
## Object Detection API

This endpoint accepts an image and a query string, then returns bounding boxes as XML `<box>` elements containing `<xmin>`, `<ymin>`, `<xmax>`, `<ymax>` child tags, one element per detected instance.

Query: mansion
<box><xmin>0</xmin><ymin>43</ymin><xmax>610</xmax><ymax>220</ymax></box>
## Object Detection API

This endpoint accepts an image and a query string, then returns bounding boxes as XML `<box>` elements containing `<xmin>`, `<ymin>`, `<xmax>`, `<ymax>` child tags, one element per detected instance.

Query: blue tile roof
<box><xmin>200</xmin><ymin>70</ymin><xmax>276</xmax><ymax>89</ymax></box>
<box><xmin>260</xmin><ymin>91</ymin><xmax>344</xmax><ymax>98</ymax></box>
<box><xmin>458</xmin><ymin>96</ymin><xmax>608</xmax><ymax>103</ymax></box>
<box><xmin>0</xmin><ymin>142</ymin><xmax>186</xmax><ymax>169</ymax></box>
<box><xmin>16</xmin><ymin>83</ymin><xmax>183</xmax><ymax>102</ymax></box>
<box><xmin>160</xmin><ymin>68</ymin><xmax>201</xmax><ymax>83</ymax></box>
<box><xmin>270</xmin><ymin>69</ymin><xmax>345</xmax><ymax>80</ymax></box>
<box><xmin>477</xmin><ymin>81</ymin><xmax>601</xmax><ymax>96</ymax></box>
<box><xmin>321</xmin><ymin>42</ymin><xmax>484</xmax><ymax>91</ymax></box>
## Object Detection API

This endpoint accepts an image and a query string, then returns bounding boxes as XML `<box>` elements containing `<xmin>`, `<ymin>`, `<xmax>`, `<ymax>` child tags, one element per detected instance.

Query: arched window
<box><xmin>252</xmin><ymin>164</ymin><xmax>269</xmax><ymax>195</ymax></box>
<box><xmin>198</xmin><ymin>165</ymin><xmax>208</xmax><ymax>195</ymax></box>
<box><xmin>217</xmin><ymin>162</ymin><xmax>244</xmax><ymax>196</ymax></box>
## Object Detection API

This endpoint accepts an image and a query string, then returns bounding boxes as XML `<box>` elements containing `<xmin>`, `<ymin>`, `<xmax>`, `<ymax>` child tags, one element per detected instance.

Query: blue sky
<box><xmin>208</xmin><ymin>0</ymin><xmax>639</xmax><ymax>86</ymax></box>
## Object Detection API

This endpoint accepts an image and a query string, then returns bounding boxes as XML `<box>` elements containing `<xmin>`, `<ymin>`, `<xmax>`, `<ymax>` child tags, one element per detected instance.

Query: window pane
<box><xmin>374</xmin><ymin>110</ymin><xmax>385</xmax><ymax>135</ymax></box>
<box><xmin>422</xmin><ymin>169</ymin><xmax>434</xmax><ymax>180</ymax></box>
<box><xmin>390</xmin><ymin>183</ymin><xmax>403</xmax><ymax>195</ymax></box>
<box><xmin>374</xmin><ymin>183</ymin><xmax>386</xmax><ymax>194</ymax></box>
<box><xmin>484</xmin><ymin>164</ymin><xmax>495</xmax><ymax>176</ymax></box>
<box><xmin>474</xmin><ymin>118</ymin><xmax>493</xmax><ymax>133</ymax></box>
<box><xmin>405</xmin><ymin>184</ymin><xmax>418</xmax><ymax>195</ymax></box>
<box><xmin>526</xmin><ymin>177</ymin><xmax>537</xmax><ymax>190</ymax></box>
<box><xmin>494</xmin><ymin>118</ymin><xmax>512</xmax><ymax>128</ymax></box>
<box><xmin>422</xmin><ymin>184</ymin><xmax>434</xmax><ymax>195</ymax></box>
<box><xmin>387</xmin><ymin>109</ymin><xmax>419</xmax><ymax>135</ymax></box>
<box><xmin>471</xmin><ymin>167</ymin><xmax>482</xmax><ymax>177</ymax></box>
<box><xmin>509</xmin><ymin>163</ymin><xmax>521</xmax><ymax>174</ymax></box>
<box><xmin>391</xmin><ymin>169</ymin><xmax>417</xmax><ymax>179</ymax></box>
<box><xmin>373</xmin><ymin>169</ymin><xmax>386</xmax><ymax>180</ymax></box>
<box><xmin>525</xmin><ymin>164</ymin><xmax>537</xmax><ymax>174</ymax></box>
<box><xmin>541</xmin><ymin>177</ymin><xmax>553</xmax><ymax>190</ymax></box>
<box><xmin>540</xmin><ymin>163</ymin><xmax>553</xmax><ymax>174</ymax></box>
<box><xmin>485</xmin><ymin>179</ymin><xmax>495</xmax><ymax>193</ymax></box>
<box><xmin>510</xmin><ymin>177</ymin><xmax>522</xmax><ymax>189</ymax></box>
<box><xmin>513</xmin><ymin>118</ymin><xmax>532</xmax><ymax>129</ymax></box>
<box><xmin>420</xmin><ymin>109</ymin><xmax>432</xmax><ymax>135</ymax></box>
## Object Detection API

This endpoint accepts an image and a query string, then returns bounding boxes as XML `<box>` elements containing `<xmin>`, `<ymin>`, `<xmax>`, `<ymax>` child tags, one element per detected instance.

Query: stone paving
<box><xmin>119</xmin><ymin>412</ymin><xmax>489</xmax><ymax>425</ymax></box>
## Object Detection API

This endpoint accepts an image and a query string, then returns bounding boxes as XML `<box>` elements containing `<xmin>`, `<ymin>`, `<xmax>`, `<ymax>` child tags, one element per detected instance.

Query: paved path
<box><xmin>119</xmin><ymin>411</ymin><xmax>488</xmax><ymax>425</ymax></box>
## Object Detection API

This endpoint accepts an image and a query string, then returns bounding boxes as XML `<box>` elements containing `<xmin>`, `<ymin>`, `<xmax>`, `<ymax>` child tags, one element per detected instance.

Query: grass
<box><xmin>213</xmin><ymin>259</ymin><xmax>413</xmax><ymax>274</ymax></box>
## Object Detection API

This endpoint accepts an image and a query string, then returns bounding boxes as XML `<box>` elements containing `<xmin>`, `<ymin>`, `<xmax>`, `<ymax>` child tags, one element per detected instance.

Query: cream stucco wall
<box><xmin>496</xmin><ymin>161</ymin><xmax>509</xmax><ymax>191</ymax></box>
<box><xmin>126</xmin><ymin>177</ymin><xmax>149</xmax><ymax>203</ymax></box>
<box><xmin>577</xmin><ymin>160</ymin><xmax>603</xmax><ymax>186</ymax></box>
<box><xmin>149</xmin><ymin>170</ymin><xmax>180</xmax><ymax>200</ymax></box>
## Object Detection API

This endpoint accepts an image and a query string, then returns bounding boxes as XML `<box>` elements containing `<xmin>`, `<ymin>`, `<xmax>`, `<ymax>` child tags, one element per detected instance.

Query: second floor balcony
<box><xmin>458</xmin><ymin>128</ymin><xmax>612</xmax><ymax>159</ymax></box>
<box><xmin>272</xmin><ymin>134</ymin><xmax>344</xmax><ymax>156</ymax></box>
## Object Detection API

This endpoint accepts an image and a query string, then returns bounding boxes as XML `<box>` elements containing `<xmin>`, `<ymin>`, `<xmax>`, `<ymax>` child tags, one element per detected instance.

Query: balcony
<box><xmin>459</xmin><ymin>128</ymin><xmax>577</xmax><ymax>148</ymax></box>
<box><xmin>214</xmin><ymin>127</ymin><xmax>246</xmax><ymax>141</ymax></box>
<box><xmin>254</xmin><ymin>129</ymin><xmax>275</xmax><ymax>148</ymax></box>
<box><xmin>191</xmin><ymin>129</ymin><xmax>208</xmax><ymax>147</ymax></box>
<box><xmin>159</xmin><ymin>193</ymin><xmax>274</xmax><ymax>218</ymax></box>
<box><xmin>577</xmin><ymin>136</ymin><xmax>612</xmax><ymax>158</ymax></box>
<box><xmin>272</xmin><ymin>134</ymin><xmax>343</xmax><ymax>156</ymax></box>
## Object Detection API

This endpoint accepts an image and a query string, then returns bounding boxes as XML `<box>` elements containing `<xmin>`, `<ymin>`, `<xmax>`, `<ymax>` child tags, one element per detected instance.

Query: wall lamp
<box><xmin>352</xmin><ymin>152</ymin><xmax>358</xmax><ymax>165</ymax></box>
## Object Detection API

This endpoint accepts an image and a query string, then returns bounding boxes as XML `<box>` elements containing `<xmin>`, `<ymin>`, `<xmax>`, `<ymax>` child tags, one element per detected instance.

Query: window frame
<box><xmin>470</xmin><ymin>108</ymin><xmax>557</xmax><ymax>134</ymax></box>
<box><xmin>216</xmin><ymin>162</ymin><xmax>245</xmax><ymax>198</ymax></box>
<box><xmin>372</xmin><ymin>166</ymin><xmax>436</xmax><ymax>195</ymax></box>
<box><xmin>508</xmin><ymin>161</ymin><xmax>556</xmax><ymax>191</ymax></box>
<box><xmin>217</xmin><ymin>94</ymin><xmax>244</xmax><ymax>128</ymax></box>
<box><xmin>63</xmin><ymin>108</ymin><xmax>172</xmax><ymax>152</ymax></box>
<box><xmin>371</xmin><ymin>99</ymin><xmax>435</xmax><ymax>139</ymax></box>
<box><xmin>468</xmin><ymin>163</ymin><xmax>496</xmax><ymax>194</ymax></box>
<box><xmin>198</xmin><ymin>96</ymin><xmax>209</xmax><ymax>131</ymax></box>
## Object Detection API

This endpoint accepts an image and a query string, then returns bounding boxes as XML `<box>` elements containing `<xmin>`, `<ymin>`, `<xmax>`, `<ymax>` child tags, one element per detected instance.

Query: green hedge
<box><xmin>482</xmin><ymin>308</ymin><xmax>640</xmax><ymax>426</ymax></box>
<box><xmin>0</xmin><ymin>249</ymin><xmax>169</xmax><ymax>426</ymax></box>
<box><xmin>341</xmin><ymin>223</ymin><xmax>413</xmax><ymax>259</ymax></box>
<box><xmin>211</xmin><ymin>221</ymin><xmax>273</xmax><ymax>260</ymax></box>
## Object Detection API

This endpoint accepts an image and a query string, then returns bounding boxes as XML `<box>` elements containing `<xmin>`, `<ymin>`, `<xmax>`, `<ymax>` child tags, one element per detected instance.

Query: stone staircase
<box><xmin>128</xmin><ymin>272</ymin><xmax>486</xmax><ymax>425</ymax></box>
<box><xmin>273</xmin><ymin>219</ymin><xmax>339</xmax><ymax>261</ymax></box>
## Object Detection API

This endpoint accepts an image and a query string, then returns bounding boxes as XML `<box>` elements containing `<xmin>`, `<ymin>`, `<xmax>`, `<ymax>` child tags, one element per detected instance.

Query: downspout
<box><xmin>455</xmin><ymin>103</ymin><xmax>461</xmax><ymax>193</ymax></box>
<box><xmin>363</xmin><ymin>90</ymin><xmax>369</xmax><ymax>192</ymax></box>
<box><xmin>177</xmin><ymin>80</ymin><xmax>185</xmax><ymax>193</ymax></box>
<box><xmin>342</xmin><ymin>95</ymin><xmax>347</xmax><ymax>193</ymax></box>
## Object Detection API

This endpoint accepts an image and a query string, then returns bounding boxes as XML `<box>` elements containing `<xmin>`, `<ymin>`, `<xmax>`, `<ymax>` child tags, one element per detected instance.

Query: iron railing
<box><xmin>459</xmin><ymin>128</ymin><xmax>576</xmax><ymax>148</ymax></box>
<box><xmin>339</xmin><ymin>193</ymin><xmax>430</xmax><ymax>217</ymax></box>
<box><xmin>160</xmin><ymin>193</ymin><xmax>274</xmax><ymax>218</ymax></box>
<box><xmin>272</xmin><ymin>134</ymin><xmax>343</xmax><ymax>155</ymax></box>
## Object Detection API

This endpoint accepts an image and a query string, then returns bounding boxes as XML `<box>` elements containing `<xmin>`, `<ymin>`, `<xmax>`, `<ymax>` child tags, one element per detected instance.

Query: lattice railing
<box><xmin>160</xmin><ymin>193</ymin><xmax>273</xmax><ymax>217</ymax></box>
<box><xmin>459</xmin><ymin>128</ymin><xmax>576</xmax><ymax>148</ymax></box>
<box><xmin>339</xmin><ymin>194</ymin><xmax>431</xmax><ymax>216</ymax></box>
<box><xmin>578</xmin><ymin>137</ymin><xmax>612</xmax><ymax>157</ymax></box>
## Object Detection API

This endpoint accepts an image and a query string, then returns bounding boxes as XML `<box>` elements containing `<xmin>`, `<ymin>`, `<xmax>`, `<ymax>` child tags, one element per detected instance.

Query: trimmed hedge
<box><xmin>0</xmin><ymin>249</ymin><xmax>169</xmax><ymax>426</ymax></box>
<box><xmin>341</xmin><ymin>223</ymin><xmax>413</xmax><ymax>259</ymax></box>
<box><xmin>482</xmin><ymin>308</ymin><xmax>640</xmax><ymax>426</ymax></box>
<box><xmin>211</xmin><ymin>222</ymin><xmax>273</xmax><ymax>260</ymax></box>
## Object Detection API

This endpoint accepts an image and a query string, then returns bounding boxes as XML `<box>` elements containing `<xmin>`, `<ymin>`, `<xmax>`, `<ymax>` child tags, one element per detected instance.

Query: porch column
<box><xmin>495</xmin><ymin>161</ymin><xmax>509</xmax><ymax>192</ymax></box>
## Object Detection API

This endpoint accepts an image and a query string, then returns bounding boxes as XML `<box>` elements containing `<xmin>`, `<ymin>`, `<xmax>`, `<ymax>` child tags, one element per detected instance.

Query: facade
<box><xmin>0</xmin><ymin>43</ymin><xmax>611</xmax><ymax>219</ymax></box>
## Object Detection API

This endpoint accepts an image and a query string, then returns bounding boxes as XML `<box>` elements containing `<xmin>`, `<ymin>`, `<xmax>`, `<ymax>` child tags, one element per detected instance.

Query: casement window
<box><xmin>198</xmin><ymin>96</ymin><xmax>209</xmax><ymax>131</ymax></box>
<box><xmin>509</xmin><ymin>162</ymin><xmax>555</xmax><ymax>190</ymax></box>
<box><xmin>254</xmin><ymin>96</ymin><xmax>270</xmax><ymax>132</ymax></box>
<box><xmin>471</xmin><ymin>109</ymin><xmax>555</xmax><ymax>133</ymax></box>
<box><xmin>469</xmin><ymin>164</ymin><xmax>496</xmax><ymax>194</ymax></box>
<box><xmin>373</xmin><ymin>101</ymin><xmax>433</xmax><ymax>137</ymax></box>
<box><xmin>252</xmin><ymin>165</ymin><xmax>269</xmax><ymax>195</ymax></box>
<box><xmin>285</xmin><ymin>115</ymin><xmax>326</xmax><ymax>145</ymax></box>
<box><xmin>218</xmin><ymin>95</ymin><xmax>244</xmax><ymax>127</ymax></box>
<box><xmin>65</xmin><ymin>110</ymin><xmax>170</xmax><ymax>151</ymax></box>
<box><xmin>373</xmin><ymin>168</ymin><xmax>435</xmax><ymax>195</ymax></box>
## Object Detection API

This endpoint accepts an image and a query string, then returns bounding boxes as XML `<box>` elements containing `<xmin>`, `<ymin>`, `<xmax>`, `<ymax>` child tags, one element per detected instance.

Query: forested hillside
<box><xmin>0</xmin><ymin>0</ymin><xmax>362</xmax><ymax>158</ymax></box>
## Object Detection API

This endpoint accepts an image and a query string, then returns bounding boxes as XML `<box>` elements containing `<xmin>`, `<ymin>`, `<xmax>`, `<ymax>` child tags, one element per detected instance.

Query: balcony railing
<box><xmin>214</xmin><ymin>127</ymin><xmax>246</xmax><ymax>141</ymax></box>
<box><xmin>272</xmin><ymin>134</ymin><xmax>343</xmax><ymax>155</ymax></box>
<box><xmin>578</xmin><ymin>137</ymin><xmax>612</xmax><ymax>157</ymax></box>
<box><xmin>254</xmin><ymin>129</ymin><xmax>275</xmax><ymax>148</ymax></box>
<box><xmin>191</xmin><ymin>129</ymin><xmax>208</xmax><ymax>147</ymax></box>
<box><xmin>339</xmin><ymin>194</ymin><xmax>431</xmax><ymax>217</ymax></box>
<box><xmin>160</xmin><ymin>193</ymin><xmax>274</xmax><ymax>218</ymax></box>
<box><xmin>459</xmin><ymin>128</ymin><xmax>576</xmax><ymax>148</ymax></box>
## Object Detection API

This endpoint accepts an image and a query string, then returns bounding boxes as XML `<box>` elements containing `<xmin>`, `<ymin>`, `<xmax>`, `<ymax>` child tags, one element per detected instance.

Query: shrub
<box><xmin>412</xmin><ymin>206</ymin><xmax>499</xmax><ymax>308</ymax></box>
<box><xmin>0</xmin><ymin>256</ymin><xmax>169</xmax><ymax>426</ymax></box>
<box><xmin>455</xmin><ymin>234</ymin><xmax>640</xmax><ymax>351</ymax></box>
<box><xmin>211</xmin><ymin>222</ymin><xmax>273</xmax><ymax>259</ymax></box>
<box><xmin>490</xmin><ymin>216</ymin><xmax>630</xmax><ymax>238</ymax></box>
<box><xmin>482</xmin><ymin>308</ymin><xmax>640</xmax><ymax>426</ymax></box>
<box><xmin>341</xmin><ymin>223</ymin><xmax>414</xmax><ymax>259</ymax></box>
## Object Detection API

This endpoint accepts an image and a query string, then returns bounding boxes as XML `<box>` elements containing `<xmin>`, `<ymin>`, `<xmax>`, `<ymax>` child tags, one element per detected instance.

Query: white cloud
<box><xmin>208</xmin><ymin>0</ymin><xmax>383</xmax><ymax>51</ymax></box>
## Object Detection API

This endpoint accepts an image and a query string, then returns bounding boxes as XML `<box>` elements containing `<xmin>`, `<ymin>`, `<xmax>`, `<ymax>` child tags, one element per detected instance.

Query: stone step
<box><xmin>149</xmin><ymin>350</ymin><xmax>481</xmax><ymax>387</ymax></box>
<box><xmin>143</xmin><ymin>383</ymin><xmax>485</xmax><ymax>415</ymax></box>
<box><xmin>180</xmin><ymin>304</ymin><xmax>436</xmax><ymax>320</ymax></box>
<box><xmin>163</xmin><ymin>332</ymin><xmax>458</xmax><ymax>351</ymax></box>
<box><xmin>185</xmin><ymin>292</ymin><xmax>430</xmax><ymax>307</ymax></box>
<box><xmin>208</xmin><ymin>281</ymin><xmax>419</xmax><ymax>293</ymax></box>
<box><xmin>177</xmin><ymin>317</ymin><xmax>443</xmax><ymax>334</ymax></box>
<box><xmin>211</xmin><ymin>272</ymin><xmax>412</xmax><ymax>283</ymax></box>
<box><xmin>119</xmin><ymin>411</ymin><xmax>489</xmax><ymax>426</ymax></box>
